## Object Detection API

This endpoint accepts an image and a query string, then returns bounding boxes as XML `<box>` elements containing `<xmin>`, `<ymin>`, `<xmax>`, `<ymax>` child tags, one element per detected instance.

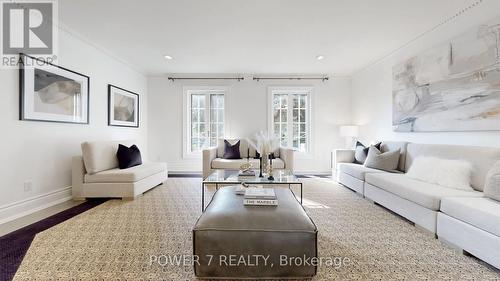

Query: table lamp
<box><xmin>339</xmin><ymin>125</ymin><xmax>359</xmax><ymax>148</ymax></box>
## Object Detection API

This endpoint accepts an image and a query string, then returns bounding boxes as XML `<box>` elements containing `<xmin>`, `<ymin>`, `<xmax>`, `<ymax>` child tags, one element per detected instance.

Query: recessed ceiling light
<box><xmin>164</xmin><ymin>55</ymin><xmax>173</xmax><ymax>60</ymax></box>
<box><xmin>316</xmin><ymin>55</ymin><xmax>325</xmax><ymax>61</ymax></box>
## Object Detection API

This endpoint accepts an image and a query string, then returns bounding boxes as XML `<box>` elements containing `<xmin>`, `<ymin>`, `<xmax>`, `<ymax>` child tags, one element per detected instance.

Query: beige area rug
<box><xmin>13</xmin><ymin>178</ymin><xmax>500</xmax><ymax>280</ymax></box>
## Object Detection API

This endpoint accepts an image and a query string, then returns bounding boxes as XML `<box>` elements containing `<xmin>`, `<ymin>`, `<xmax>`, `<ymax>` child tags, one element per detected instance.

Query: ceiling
<box><xmin>59</xmin><ymin>0</ymin><xmax>484</xmax><ymax>76</ymax></box>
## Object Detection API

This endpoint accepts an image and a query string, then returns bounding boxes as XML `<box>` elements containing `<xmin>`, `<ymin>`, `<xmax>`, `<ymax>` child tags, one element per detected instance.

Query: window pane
<box><xmin>300</xmin><ymin>109</ymin><xmax>306</xmax><ymax>122</ymax></box>
<box><xmin>210</xmin><ymin>109</ymin><xmax>217</xmax><ymax>122</ymax></box>
<box><xmin>280</xmin><ymin>95</ymin><xmax>288</xmax><ymax>108</ymax></box>
<box><xmin>273</xmin><ymin>95</ymin><xmax>280</xmax><ymax>109</ymax></box>
<box><xmin>191</xmin><ymin>109</ymin><xmax>198</xmax><ymax>123</ymax></box>
<box><xmin>293</xmin><ymin>95</ymin><xmax>299</xmax><ymax>109</ymax></box>
<box><xmin>192</xmin><ymin>123</ymin><xmax>199</xmax><ymax>136</ymax></box>
<box><xmin>217</xmin><ymin>124</ymin><xmax>224</xmax><ymax>137</ymax></box>
<box><xmin>274</xmin><ymin>124</ymin><xmax>280</xmax><ymax>138</ymax></box>
<box><xmin>273</xmin><ymin>109</ymin><xmax>280</xmax><ymax>122</ymax></box>
<box><xmin>199</xmin><ymin>109</ymin><xmax>206</xmax><ymax>122</ymax></box>
<box><xmin>191</xmin><ymin>138</ymin><xmax>199</xmax><ymax>151</ymax></box>
<box><xmin>210</xmin><ymin>95</ymin><xmax>217</xmax><ymax>108</ymax></box>
<box><xmin>210</xmin><ymin>124</ymin><xmax>217</xmax><ymax>138</ymax></box>
<box><xmin>299</xmin><ymin>95</ymin><xmax>306</xmax><ymax>108</ymax></box>
<box><xmin>199</xmin><ymin>95</ymin><xmax>206</xmax><ymax>108</ymax></box>
<box><xmin>217</xmin><ymin>109</ymin><xmax>224</xmax><ymax>122</ymax></box>
<box><xmin>280</xmin><ymin>110</ymin><xmax>287</xmax><ymax>122</ymax></box>
<box><xmin>217</xmin><ymin>95</ymin><xmax>224</xmax><ymax>108</ymax></box>
<box><xmin>191</xmin><ymin>95</ymin><xmax>198</xmax><ymax>108</ymax></box>
<box><xmin>280</xmin><ymin>124</ymin><xmax>287</xmax><ymax>139</ymax></box>
<box><xmin>293</xmin><ymin>109</ymin><xmax>299</xmax><ymax>122</ymax></box>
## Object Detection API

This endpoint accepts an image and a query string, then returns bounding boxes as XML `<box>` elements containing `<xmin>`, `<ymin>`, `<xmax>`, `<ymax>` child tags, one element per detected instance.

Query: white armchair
<box><xmin>202</xmin><ymin>138</ymin><xmax>294</xmax><ymax>179</ymax></box>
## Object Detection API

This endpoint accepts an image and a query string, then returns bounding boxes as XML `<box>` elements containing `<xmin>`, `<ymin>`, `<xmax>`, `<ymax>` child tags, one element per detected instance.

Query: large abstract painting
<box><xmin>393</xmin><ymin>17</ymin><xmax>500</xmax><ymax>132</ymax></box>
<box><xmin>20</xmin><ymin>54</ymin><xmax>90</xmax><ymax>124</ymax></box>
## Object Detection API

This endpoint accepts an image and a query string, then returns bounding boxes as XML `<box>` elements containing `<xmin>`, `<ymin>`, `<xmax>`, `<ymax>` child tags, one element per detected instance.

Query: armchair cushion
<box><xmin>223</xmin><ymin>140</ymin><xmax>241</xmax><ymax>159</ymax></box>
<box><xmin>81</xmin><ymin>140</ymin><xmax>133</xmax><ymax>174</ymax></box>
<box><xmin>218</xmin><ymin>139</ymin><xmax>248</xmax><ymax>158</ymax></box>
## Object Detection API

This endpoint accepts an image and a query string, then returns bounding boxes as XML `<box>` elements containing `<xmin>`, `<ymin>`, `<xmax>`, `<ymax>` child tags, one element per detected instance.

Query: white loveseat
<box><xmin>202</xmin><ymin>138</ymin><xmax>294</xmax><ymax>179</ymax></box>
<box><xmin>335</xmin><ymin>141</ymin><xmax>500</xmax><ymax>269</ymax></box>
<box><xmin>72</xmin><ymin>141</ymin><xmax>168</xmax><ymax>200</ymax></box>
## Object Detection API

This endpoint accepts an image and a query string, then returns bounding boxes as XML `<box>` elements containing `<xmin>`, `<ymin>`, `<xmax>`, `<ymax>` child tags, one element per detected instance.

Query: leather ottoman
<box><xmin>193</xmin><ymin>186</ymin><xmax>317</xmax><ymax>279</ymax></box>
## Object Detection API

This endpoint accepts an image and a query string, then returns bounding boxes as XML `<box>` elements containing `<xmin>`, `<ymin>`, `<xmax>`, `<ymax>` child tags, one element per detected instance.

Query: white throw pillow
<box><xmin>484</xmin><ymin>160</ymin><xmax>500</xmax><ymax>202</ymax></box>
<box><xmin>406</xmin><ymin>157</ymin><xmax>474</xmax><ymax>191</ymax></box>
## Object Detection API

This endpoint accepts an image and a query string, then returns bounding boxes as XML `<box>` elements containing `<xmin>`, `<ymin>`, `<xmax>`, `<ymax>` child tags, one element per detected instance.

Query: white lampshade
<box><xmin>339</xmin><ymin>125</ymin><xmax>359</xmax><ymax>137</ymax></box>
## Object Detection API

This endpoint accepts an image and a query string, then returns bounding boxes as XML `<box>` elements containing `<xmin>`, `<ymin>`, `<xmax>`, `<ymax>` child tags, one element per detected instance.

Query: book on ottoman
<box><xmin>244</xmin><ymin>187</ymin><xmax>278</xmax><ymax>206</ymax></box>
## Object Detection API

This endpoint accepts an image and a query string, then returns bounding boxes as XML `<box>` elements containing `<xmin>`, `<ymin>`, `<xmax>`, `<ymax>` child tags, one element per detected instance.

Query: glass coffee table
<box><xmin>201</xmin><ymin>170</ymin><xmax>303</xmax><ymax>211</ymax></box>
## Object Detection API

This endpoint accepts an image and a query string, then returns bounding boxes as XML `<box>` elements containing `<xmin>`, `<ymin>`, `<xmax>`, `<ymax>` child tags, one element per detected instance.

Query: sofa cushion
<box><xmin>218</xmin><ymin>139</ymin><xmax>248</xmax><ymax>158</ymax></box>
<box><xmin>81</xmin><ymin>140</ymin><xmax>133</xmax><ymax>174</ymax></box>
<box><xmin>485</xmin><ymin>160</ymin><xmax>500</xmax><ymax>202</ymax></box>
<box><xmin>212</xmin><ymin>158</ymin><xmax>285</xmax><ymax>170</ymax></box>
<box><xmin>223</xmin><ymin>140</ymin><xmax>241</xmax><ymax>159</ymax></box>
<box><xmin>354</xmin><ymin>141</ymin><xmax>381</xmax><ymax>164</ymax></box>
<box><xmin>85</xmin><ymin>162</ymin><xmax>167</xmax><ymax>183</ymax></box>
<box><xmin>364</xmin><ymin>146</ymin><xmax>400</xmax><ymax>172</ymax></box>
<box><xmin>405</xmin><ymin>143</ymin><xmax>500</xmax><ymax>191</ymax></box>
<box><xmin>365</xmin><ymin>173</ymin><xmax>483</xmax><ymax>210</ymax></box>
<box><xmin>441</xmin><ymin>197</ymin><xmax>500</xmax><ymax>237</ymax></box>
<box><xmin>337</xmin><ymin>163</ymin><xmax>386</xmax><ymax>180</ymax></box>
<box><xmin>406</xmin><ymin>157</ymin><xmax>474</xmax><ymax>191</ymax></box>
<box><xmin>380</xmin><ymin>141</ymin><xmax>408</xmax><ymax>172</ymax></box>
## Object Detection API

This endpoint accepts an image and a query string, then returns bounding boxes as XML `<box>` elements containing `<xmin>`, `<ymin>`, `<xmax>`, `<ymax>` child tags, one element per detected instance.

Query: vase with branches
<box><xmin>248</xmin><ymin>131</ymin><xmax>280</xmax><ymax>178</ymax></box>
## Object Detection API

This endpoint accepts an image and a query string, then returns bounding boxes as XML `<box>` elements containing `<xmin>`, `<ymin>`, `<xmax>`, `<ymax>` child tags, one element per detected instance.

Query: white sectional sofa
<box><xmin>335</xmin><ymin>141</ymin><xmax>500</xmax><ymax>269</ymax></box>
<box><xmin>202</xmin><ymin>138</ymin><xmax>294</xmax><ymax>179</ymax></box>
<box><xmin>72</xmin><ymin>141</ymin><xmax>168</xmax><ymax>200</ymax></box>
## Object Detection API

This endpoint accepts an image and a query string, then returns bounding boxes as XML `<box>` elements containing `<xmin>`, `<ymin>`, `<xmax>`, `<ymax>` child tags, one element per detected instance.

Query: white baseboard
<box><xmin>0</xmin><ymin>186</ymin><xmax>72</xmax><ymax>225</ymax></box>
<box><xmin>167</xmin><ymin>161</ymin><xmax>201</xmax><ymax>172</ymax></box>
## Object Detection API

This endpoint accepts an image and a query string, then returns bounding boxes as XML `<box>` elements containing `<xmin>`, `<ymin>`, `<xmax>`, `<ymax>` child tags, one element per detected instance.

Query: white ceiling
<box><xmin>59</xmin><ymin>0</ymin><xmax>482</xmax><ymax>76</ymax></box>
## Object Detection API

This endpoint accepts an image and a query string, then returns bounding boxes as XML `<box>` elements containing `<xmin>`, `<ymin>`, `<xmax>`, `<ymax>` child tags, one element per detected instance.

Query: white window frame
<box><xmin>183</xmin><ymin>86</ymin><xmax>227</xmax><ymax>159</ymax></box>
<box><xmin>268</xmin><ymin>86</ymin><xmax>314</xmax><ymax>158</ymax></box>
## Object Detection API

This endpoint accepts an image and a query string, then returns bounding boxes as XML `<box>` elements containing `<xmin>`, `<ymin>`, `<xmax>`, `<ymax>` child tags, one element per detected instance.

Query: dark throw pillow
<box><xmin>223</xmin><ymin>140</ymin><xmax>241</xmax><ymax>159</ymax></box>
<box><xmin>117</xmin><ymin>144</ymin><xmax>143</xmax><ymax>169</ymax></box>
<box><xmin>354</xmin><ymin>141</ymin><xmax>381</xmax><ymax>164</ymax></box>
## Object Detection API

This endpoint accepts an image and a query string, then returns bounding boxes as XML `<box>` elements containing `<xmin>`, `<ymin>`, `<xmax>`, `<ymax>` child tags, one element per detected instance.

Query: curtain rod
<box><xmin>168</xmin><ymin>77</ymin><xmax>244</xmax><ymax>82</ymax></box>
<box><xmin>253</xmin><ymin>77</ymin><xmax>329</xmax><ymax>82</ymax></box>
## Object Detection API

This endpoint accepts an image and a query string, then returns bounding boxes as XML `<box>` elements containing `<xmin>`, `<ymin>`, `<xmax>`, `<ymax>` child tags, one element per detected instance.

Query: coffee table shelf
<box><xmin>202</xmin><ymin>170</ymin><xmax>302</xmax><ymax>211</ymax></box>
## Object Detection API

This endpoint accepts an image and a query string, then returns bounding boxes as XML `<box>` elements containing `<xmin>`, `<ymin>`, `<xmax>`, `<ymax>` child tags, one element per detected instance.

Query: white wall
<box><xmin>351</xmin><ymin>3</ymin><xmax>500</xmax><ymax>147</ymax></box>
<box><xmin>0</xmin><ymin>29</ymin><xmax>147</xmax><ymax>223</ymax></box>
<box><xmin>147</xmin><ymin>76</ymin><xmax>351</xmax><ymax>173</ymax></box>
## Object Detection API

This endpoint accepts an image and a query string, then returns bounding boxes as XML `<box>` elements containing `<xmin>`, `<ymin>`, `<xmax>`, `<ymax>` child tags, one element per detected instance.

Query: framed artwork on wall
<box><xmin>392</xmin><ymin>16</ymin><xmax>500</xmax><ymax>132</ymax></box>
<box><xmin>19</xmin><ymin>54</ymin><xmax>90</xmax><ymax>124</ymax></box>
<box><xmin>108</xmin><ymin>84</ymin><xmax>139</xmax><ymax>128</ymax></box>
